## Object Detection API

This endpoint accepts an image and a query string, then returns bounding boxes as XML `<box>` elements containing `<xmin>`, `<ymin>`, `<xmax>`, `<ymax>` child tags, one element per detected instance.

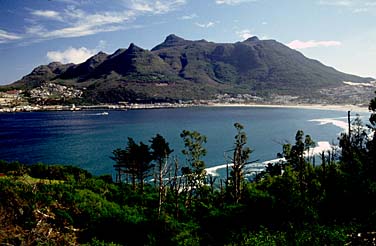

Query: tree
<box><xmin>283</xmin><ymin>130</ymin><xmax>313</xmax><ymax>195</ymax></box>
<box><xmin>369</xmin><ymin>91</ymin><xmax>376</xmax><ymax>128</ymax></box>
<box><xmin>112</xmin><ymin>148</ymin><xmax>128</xmax><ymax>184</ymax></box>
<box><xmin>304</xmin><ymin>134</ymin><xmax>315</xmax><ymax>163</ymax></box>
<box><xmin>180</xmin><ymin>130</ymin><xmax>207</xmax><ymax>202</ymax></box>
<box><xmin>351</xmin><ymin>116</ymin><xmax>368</xmax><ymax>151</ymax></box>
<box><xmin>338</xmin><ymin>115</ymin><xmax>367</xmax><ymax>178</ymax></box>
<box><xmin>112</xmin><ymin>137</ymin><xmax>153</xmax><ymax>192</ymax></box>
<box><xmin>230</xmin><ymin>123</ymin><xmax>252</xmax><ymax>203</ymax></box>
<box><xmin>365</xmin><ymin>92</ymin><xmax>376</xmax><ymax>224</ymax></box>
<box><xmin>335</xmin><ymin>105</ymin><xmax>376</xmax><ymax>224</ymax></box>
<box><xmin>150</xmin><ymin>134</ymin><xmax>173</xmax><ymax>217</ymax></box>
<box><xmin>134</xmin><ymin>141</ymin><xmax>154</xmax><ymax>192</ymax></box>
<box><xmin>367</xmin><ymin>92</ymin><xmax>376</xmax><ymax>160</ymax></box>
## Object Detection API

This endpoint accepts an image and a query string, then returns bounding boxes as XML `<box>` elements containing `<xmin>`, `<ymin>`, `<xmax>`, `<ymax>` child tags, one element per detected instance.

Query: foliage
<box><xmin>1</xmin><ymin>94</ymin><xmax>376</xmax><ymax>244</ymax></box>
<box><xmin>150</xmin><ymin>134</ymin><xmax>173</xmax><ymax>217</ymax></box>
<box><xmin>111</xmin><ymin>137</ymin><xmax>154</xmax><ymax>192</ymax></box>
<box><xmin>180</xmin><ymin>130</ymin><xmax>207</xmax><ymax>189</ymax></box>
<box><xmin>229</xmin><ymin>123</ymin><xmax>252</xmax><ymax>203</ymax></box>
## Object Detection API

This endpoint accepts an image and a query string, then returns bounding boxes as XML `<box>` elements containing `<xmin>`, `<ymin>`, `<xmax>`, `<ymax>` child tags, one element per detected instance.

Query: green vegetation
<box><xmin>1</xmin><ymin>94</ymin><xmax>376</xmax><ymax>245</ymax></box>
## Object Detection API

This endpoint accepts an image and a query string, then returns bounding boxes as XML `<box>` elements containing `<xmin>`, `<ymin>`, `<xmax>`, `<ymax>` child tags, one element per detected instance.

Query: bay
<box><xmin>0</xmin><ymin>107</ymin><xmax>368</xmax><ymax>176</ymax></box>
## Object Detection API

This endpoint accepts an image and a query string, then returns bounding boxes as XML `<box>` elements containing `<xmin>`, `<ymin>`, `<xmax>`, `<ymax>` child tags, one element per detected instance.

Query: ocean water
<box><xmin>0</xmin><ymin>107</ymin><xmax>369</xmax><ymax>175</ymax></box>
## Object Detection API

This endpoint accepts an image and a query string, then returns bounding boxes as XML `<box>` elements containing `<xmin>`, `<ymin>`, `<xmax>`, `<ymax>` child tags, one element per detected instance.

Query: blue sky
<box><xmin>0</xmin><ymin>0</ymin><xmax>375</xmax><ymax>84</ymax></box>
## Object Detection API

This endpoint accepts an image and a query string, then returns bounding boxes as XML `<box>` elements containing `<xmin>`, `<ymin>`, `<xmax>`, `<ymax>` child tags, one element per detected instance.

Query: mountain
<box><xmin>59</xmin><ymin>51</ymin><xmax>108</xmax><ymax>81</ymax></box>
<box><xmin>5</xmin><ymin>34</ymin><xmax>374</xmax><ymax>104</ymax></box>
<box><xmin>86</xmin><ymin>43</ymin><xmax>179</xmax><ymax>82</ymax></box>
<box><xmin>152</xmin><ymin>35</ymin><xmax>371</xmax><ymax>93</ymax></box>
<box><xmin>10</xmin><ymin>62</ymin><xmax>73</xmax><ymax>89</ymax></box>
<box><xmin>152</xmin><ymin>34</ymin><xmax>192</xmax><ymax>50</ymax></box>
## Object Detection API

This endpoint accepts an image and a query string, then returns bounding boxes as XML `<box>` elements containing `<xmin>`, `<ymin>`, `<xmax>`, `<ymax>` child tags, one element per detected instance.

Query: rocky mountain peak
<box><xmin>127</xmin><ymin>43</ymin><xmax>144</xmax><ymax>53</ymax></box>
<box><xmin>165</xmin><ymin>34</ymin><xmax>185</xmax><ymax>43</ymax></box>
<box><xmin>151</xmin><ymin>34</ymin><xmax>190</xmax><ymax>51</ymax></box>
<box><xmin>6</xmin><ymin>34</ymin><xmax>374</xmax><ymax>104</ymax></box>
<box><xmin>88</xmin><ymin>52</ymin><xmax>108</xmax><ymax>62</ymax></box>
<box><xmin>244</xmin><ymin>36</ymin><xmax>260</xmax><ymax>42</ymax></box>
<box><xmin>95</xmin><ymin>51</ymin><xmax>108</xmax><ymax>56</ymax></box>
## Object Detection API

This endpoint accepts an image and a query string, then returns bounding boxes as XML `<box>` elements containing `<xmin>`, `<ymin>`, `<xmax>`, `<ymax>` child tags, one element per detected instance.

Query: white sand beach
<box><xmin>206</xmin><ymin>103</ymin><xmax>370</xmax><ymax>113</ymax></box>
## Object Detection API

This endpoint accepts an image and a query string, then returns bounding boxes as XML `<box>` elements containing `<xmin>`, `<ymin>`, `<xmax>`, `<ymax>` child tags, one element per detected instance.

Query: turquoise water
<box><xmin>0</xmin><ymin>107</ymin><xmax>368</xmax><ymax>175</ymax></box>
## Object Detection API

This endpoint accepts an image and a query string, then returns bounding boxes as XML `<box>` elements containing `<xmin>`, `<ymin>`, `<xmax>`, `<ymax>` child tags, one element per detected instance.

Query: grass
<box><xmin>0</xmin><ymin>174</ymin><xmax>63</xmax><ymax>185</ymax></box>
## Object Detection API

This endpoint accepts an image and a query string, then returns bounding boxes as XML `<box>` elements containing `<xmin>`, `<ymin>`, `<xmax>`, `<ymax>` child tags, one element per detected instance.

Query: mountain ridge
<box><xmin>3</xmin><ymin>34</ymin><xmax>374</xmax><ymax>104</ymax></box>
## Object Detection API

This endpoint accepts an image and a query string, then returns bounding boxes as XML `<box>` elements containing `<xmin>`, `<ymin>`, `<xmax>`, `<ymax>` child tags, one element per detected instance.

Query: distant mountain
<box><xmin>11</xmin><ymin>62</ymin><xmax>73</xmax><ymax>89</ymax></box>
<box><xmin>5</xmin><ymin>34</ymin><xmax>374</xmax><ymax>104</ymax></box>
<box><xmin>59</xmin><ymin>51</ymin><xmax>108</xmax><ymax>81</ymax></box>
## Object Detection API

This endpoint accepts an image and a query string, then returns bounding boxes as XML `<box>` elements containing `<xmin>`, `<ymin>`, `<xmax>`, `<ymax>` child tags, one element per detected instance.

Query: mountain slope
<box><xmin>5</xmin><ymin>34</ymin><xmax>374</xmax><ymax>104</ymax></box>
<box><xmin>153</xmin><ymin>35</ymin><xmax>370</xmax><ymax>91</ymax></box>
<box><xmin>59</xmin><ymin>52</ymin><xmax>108</xmax><ymax>81</ymax></box>
<box><xmin>10</xmin><ymin>62</ymin><xmax>73</xmax><ymax>89</ymax></box>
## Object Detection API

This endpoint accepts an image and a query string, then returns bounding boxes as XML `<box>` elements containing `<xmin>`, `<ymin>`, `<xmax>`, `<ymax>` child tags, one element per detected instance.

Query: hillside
<box><xmin>4</xmin><ymin>34</ymin><xmax>375</xmax><ymax>104</ymax></box>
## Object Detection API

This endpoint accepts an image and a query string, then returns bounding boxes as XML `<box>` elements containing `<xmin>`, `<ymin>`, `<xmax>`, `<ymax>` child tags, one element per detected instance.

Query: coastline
<box><xmin>0</xmin><ymin>102</ymin><xmax>190</xmax><ymax>113</ymax></box>
<box><xmin>0</xmin><ymin>102</ymin><xmax>371</xmax><ymax>113</ymax></box>
<box><xmin>205</xmin><ymin>103</ymin><xmax>370</xmax><ymax>113</ymax></box>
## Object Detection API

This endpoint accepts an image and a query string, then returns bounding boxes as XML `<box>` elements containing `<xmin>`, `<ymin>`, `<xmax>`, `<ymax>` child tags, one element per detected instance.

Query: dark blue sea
<box><xmin>0</xmin><ymin>107</ymin><xmax>369</xmax><ymax>175</ymax></box>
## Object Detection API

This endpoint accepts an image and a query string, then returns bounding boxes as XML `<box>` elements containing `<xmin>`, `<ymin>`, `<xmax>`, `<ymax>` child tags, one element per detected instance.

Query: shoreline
<box><xmin>0</xmin><ymin>102</ymin><xmax>371</xmax><ymax>113</ymax></box>
<box><xmin>205</xmin><ymin>103</ymin><xmax>370</xmax><ymax>113</ymax></box>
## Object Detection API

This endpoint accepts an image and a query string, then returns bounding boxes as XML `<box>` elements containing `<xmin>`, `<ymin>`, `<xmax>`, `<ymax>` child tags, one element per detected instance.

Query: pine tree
<box><xmin>150</xmin><ymin>134</ymin><xmax>173</xmax><ymax>217</ymax></box>
<box><xmin>231</xmin><ymin>123</ymin><xmax>252</xmax><ymax>203</ymax></box>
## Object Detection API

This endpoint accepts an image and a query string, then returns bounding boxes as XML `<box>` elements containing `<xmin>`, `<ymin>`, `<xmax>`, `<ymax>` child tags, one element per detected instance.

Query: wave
<box><xmin>205</xmin><ymin>142</ymin><xmax>334</xmax><ymax>177</ymax></box>
<box><xmin>206</xmin><ymin>163</ymin><xmax>233</xmax><ymax>176</ymax></box>
<box><xmin>307</xmin><ymin>141</ymin><xmax>333</xmax><ymax>156</ymax></box>
<box><xmin>309</xmin><ymin>118</ymin><xmax>348</xmax><ymax>131</ymax></box>
<box><xmin>85</xmin><ymin>112</ymin><xmax>109</xmax><ymax>116</ymax></box>
<box><xmin>205</xmin><ymin>159</ymin><xmax>285</xmax><ymax>177</ymax></box>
